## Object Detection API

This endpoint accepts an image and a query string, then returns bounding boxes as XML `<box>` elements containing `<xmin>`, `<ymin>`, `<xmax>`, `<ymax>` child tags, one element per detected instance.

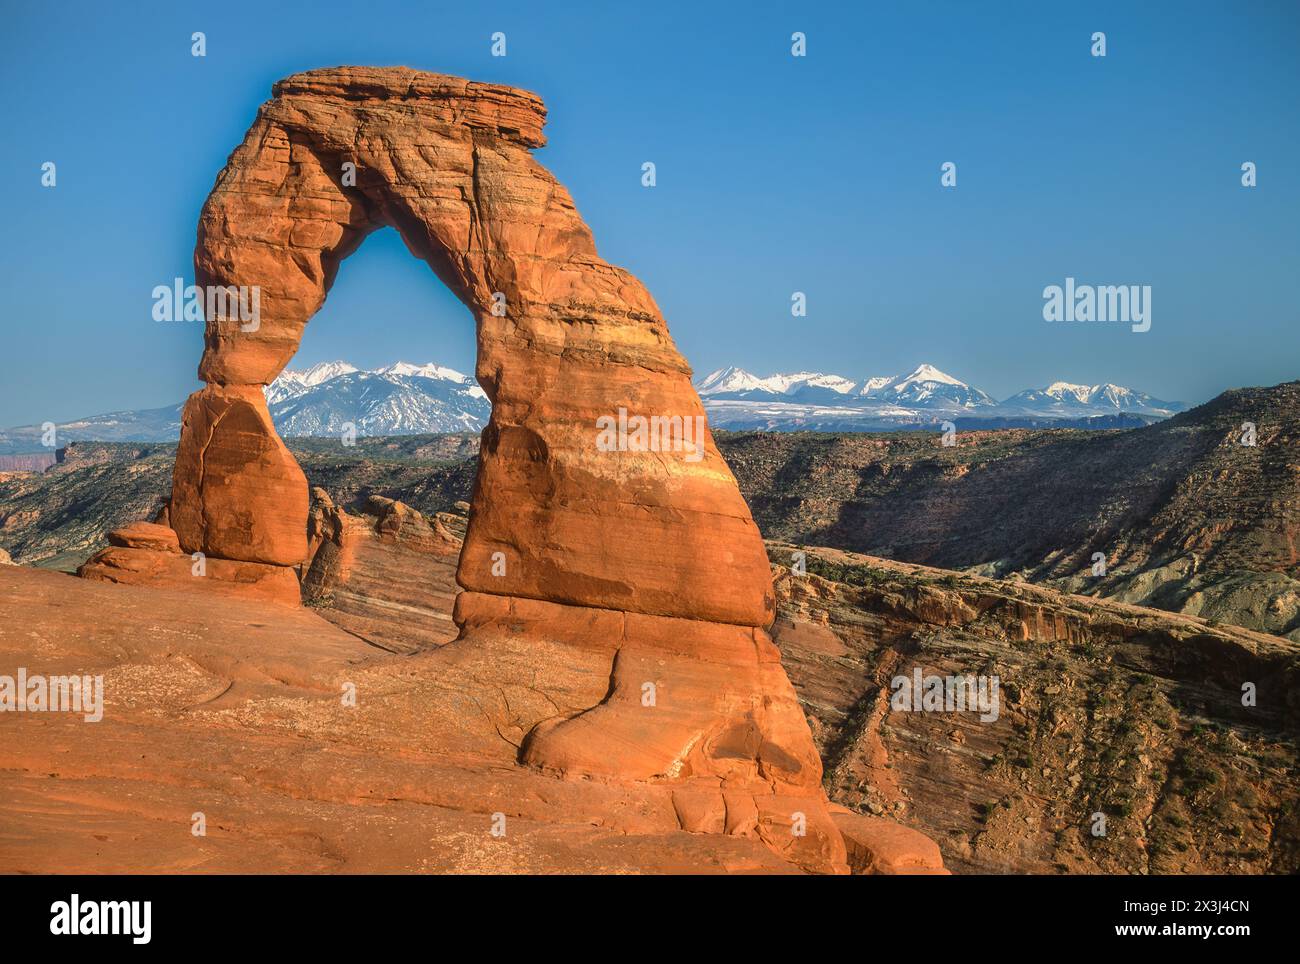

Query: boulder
<box><xmin>830</xmin><ymin>807</ymin><xmax>949</xmax><ymax>875</ymax></box>
<box><xmin>106</xmin><ymin>521</ymin><xmax>181</xmax><ymax>553</ymax></box>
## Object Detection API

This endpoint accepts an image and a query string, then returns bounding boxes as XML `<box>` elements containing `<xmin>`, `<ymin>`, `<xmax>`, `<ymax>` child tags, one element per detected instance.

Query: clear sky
<box><xmin>2</xmin><ymin>0</ymin><xmax>1298</xmax><ymax>426</ymax></box>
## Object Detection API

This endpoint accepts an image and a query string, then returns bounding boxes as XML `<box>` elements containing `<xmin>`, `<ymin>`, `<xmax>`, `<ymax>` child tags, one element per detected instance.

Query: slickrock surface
<box><xmin>770</xmin><ymin>544</ymin><xmax>1300</xmax><ymax>874</ymax></box>
<box><xmin>0</xmin><ymin>565</ymin><xmax>822</xmax><ymax>874</ymax></box>
<box><xmin>79</xmin><ymin>67</ymin><xmax>844</xmax><ymax>871</ymax></box>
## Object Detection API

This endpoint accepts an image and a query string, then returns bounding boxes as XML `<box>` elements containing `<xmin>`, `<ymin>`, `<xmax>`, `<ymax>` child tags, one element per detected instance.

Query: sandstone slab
<box><xmin>106</xmin><ymin>521</ymin><xmax>181</xmax><ymax>553</ymax></box>
<box><xmin>79</xmin><ymin>546</ymin><xmax>300</xmax><ymax>607</ymax></box>
<box><xmin>1</xmin><ymin>565</ymin><xmax>808</xmax><ymax>874</ymax></box>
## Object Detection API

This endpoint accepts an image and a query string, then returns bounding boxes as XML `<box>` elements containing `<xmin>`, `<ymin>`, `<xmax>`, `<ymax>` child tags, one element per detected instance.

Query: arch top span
<box><xmin>270</xmin><ymin>66</ymin><xmax>549</xmax><ymax>147</ymax></box>
<box><xmin>195</xmin><ymin>65</ymin><xmax>626</xmax><ymax>390</ymax></box>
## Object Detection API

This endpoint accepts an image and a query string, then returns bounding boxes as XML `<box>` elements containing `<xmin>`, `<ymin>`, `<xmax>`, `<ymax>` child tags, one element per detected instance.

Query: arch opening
<box><xmin>270</xmin><ymin>225</ymin><xmax>486</xmax><ymax>440</ymax></box>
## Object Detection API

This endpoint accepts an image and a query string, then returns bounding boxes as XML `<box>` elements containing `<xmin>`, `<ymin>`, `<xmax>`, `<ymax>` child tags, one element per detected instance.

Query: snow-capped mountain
<box><xmin>700</xmin><ymin>364</ymin><xmax>995</xmax><ymax>409</ymax></box>
<box><xmin>264</xmin><ymin>360</ymin><xmax>360</xmax><ymax>405</ymax></box>
<box><xmin>692</xmin><ymin>366</ymin><xmax>769</xmax><ymax>395</ymax></box>
<box><xmin>264</xmin><ymin>360</ymin><xmax>489</xmax><ymax>436</ymax></box>
<box><xmin>1000</xmin><ymin>382</ymin><xmax>1183</xmax><ymax>418</ymax></box>
<box><xmin>698</xmin><ymin>368</ymin><xmax>862</xmax><ymax>405</ymax></box>
<box><xmin>0</xmin><ymin>361</ymin><xmax>488</xmax><ymax>452</ymax></box>
<box><xmin>867</xmin><ymin>364</ymin><xmax>997</xmax><ymax>408</ymax></box>
<box><xmin>694</xmin><ymin>364</ymin><xmax>1184</xmax><ymax>430</ymax></box>
<box><xmin>0</xmin><ymin>360</ymin><xmax>1188</xmax><ymax>453</ymax></box>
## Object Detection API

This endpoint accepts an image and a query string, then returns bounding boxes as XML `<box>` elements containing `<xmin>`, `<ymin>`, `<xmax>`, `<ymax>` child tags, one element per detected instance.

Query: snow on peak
<box><xmin>1089</xmin><ymin>383</ymin><xmax>1137</xmax><ymax>406</ymax></box>
<box><xmin>1043</xmin><ymin>381</ymin><xmax>1095</xmax><ymax>403</ymax></box>
<box><xmin>763</xmin><ymin>371</ymin><xmax>839</xmax><ymax>394</ymax></box>
<box><xmin>698</xmin><ymin>368</ymin><xmax>857</xmax><ymax>396</ymax></box>
<box><xmin>692</xmin><ymin>362</ymin><xmax>1179</xmax><ymax>417</ymax></box>
<box><xmin>379</xmin><ymin>361</ymin><xmax>471</xmax><ymax>383</ymax></box>
<box><xmin>894</xmin><ymin>364</ymin><xmax>966</xmax><ymax>389</ymax></box>
<box><xmin>267</xmin><ymin>361</ymin><xmax>358</xmax><ymax>403</ymax></box>
<box><xmin>857</xmin><ymin>375</ymin><xmax>896</xmax><ymax>395</ymax></box>
<box><xmin>298</xmin><ymin>360</ymin><xmax>359</xmax><ymax>386</ymax></box>
<box><xmin>260</xmin><ymin>359</ymin><xmax>492</xmax><ymax>436</ymax></box>
<box><xmin>1036</xmin><ymin>382</ymin><xmax>1138</xmax><ymax>405</ymax></box>
<box><xmin>696</xmin><ymin>367</ymin><xmax>770</xmax><ymax>395</ymax></box>
<box><xmin>796</xmin><ymin>373</ymin><xmax>857</xmax><ymax>394</ymax></box>
<box><xmin>266</xmin><ymin>360</ymin><xmax>481</xmax><ymax>405</ymax></box>
<box><xmin>697</xmin><ymin>364</ymin><xmax>979</xmax><ymax>401</ymax></box>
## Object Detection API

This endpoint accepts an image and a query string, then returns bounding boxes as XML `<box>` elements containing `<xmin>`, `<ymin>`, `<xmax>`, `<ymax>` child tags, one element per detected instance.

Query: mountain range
<box><xmin>697</xmin><ymin>363</ymin><xmax>1184</xmax><ymax>430</ymax></box>
<box><xmin>0</xmin><ymin>361</ymin><xmax>490</xmax><ymax>453</ymax></box>
<box><xmin>0</xmin><ymin>360</ymin><xmax>1183</xmax><ymax>453</ymax></box>
<box><xmin>263</xmin><ymin>361</ymin><xmax>489</xmax><ymax>436</ymax></box>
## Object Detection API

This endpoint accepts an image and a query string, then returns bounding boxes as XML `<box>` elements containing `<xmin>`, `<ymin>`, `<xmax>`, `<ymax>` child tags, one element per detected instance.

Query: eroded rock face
<box><xmin>170</xmin><ymin>385</ymin><xmax>308</xmax><ymax>566</ymax></box>
<box><xmin>107</xmin><ymin>521</ymin><xmax>181</xmax><ymax>553</ymax></box>
<box><xmin>301</xmin><ymin>491</ymin><xmax>463</xmax><ymax>652</ymax></box>
<box><xmin>771</xmin><ymin>543</ymin><xmax>1300</xmax><ymax>874</ymax></box>
<box><xmin>830</xmin><ymin>807</ymin><xmax>949</xmax><ymax>875</ymax></box>
<box><xmin>98</xmin><ymin>66</ymin><xmax>843</xmax><ymax>872</ymax></box>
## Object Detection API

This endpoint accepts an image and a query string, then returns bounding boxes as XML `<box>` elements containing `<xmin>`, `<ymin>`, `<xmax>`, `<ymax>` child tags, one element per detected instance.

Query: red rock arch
<box><xmin>181</xmin><ymin>66</ymin><xmax>775</xmax><ymax>626</ymax></box>
<box><xmin>147</xmin><ymin>68</ymin><xmax>843</xmax><ymax>871</ymax></box>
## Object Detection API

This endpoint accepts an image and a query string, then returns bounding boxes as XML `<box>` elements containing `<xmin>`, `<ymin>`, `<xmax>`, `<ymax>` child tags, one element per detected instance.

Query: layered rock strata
<box><xmin>301</xmin><ymin>490</ymin><xmax>463</xmax><ymax>652</ymax></box>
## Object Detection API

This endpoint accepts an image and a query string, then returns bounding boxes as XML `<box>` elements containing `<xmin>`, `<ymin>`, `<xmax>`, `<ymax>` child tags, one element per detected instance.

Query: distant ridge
<box><xmin>0</xmin><ymin>361</ymin><xmax>489</xmax><ymax>454</ymax></box>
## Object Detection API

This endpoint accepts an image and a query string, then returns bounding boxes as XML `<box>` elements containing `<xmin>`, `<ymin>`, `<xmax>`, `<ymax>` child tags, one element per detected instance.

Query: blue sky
<box><xmin>2</xmin><ymin>0</ymin><xmax>1298</xmax><ymax>425</ymax></box>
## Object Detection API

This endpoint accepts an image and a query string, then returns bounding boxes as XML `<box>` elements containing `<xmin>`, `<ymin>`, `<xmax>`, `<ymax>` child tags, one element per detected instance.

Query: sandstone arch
<box><xmin>101</xmin><ymin>67</ymin><xmax>845</xmax><ymax>872</ymax></box>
